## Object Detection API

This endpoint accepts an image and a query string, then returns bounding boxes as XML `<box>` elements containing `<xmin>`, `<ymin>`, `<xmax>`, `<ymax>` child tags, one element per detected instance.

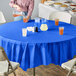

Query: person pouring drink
<box><xmin>9</xmin><ymin>0</ymin><xmax>34</xmax><ymax>22</ymax></box>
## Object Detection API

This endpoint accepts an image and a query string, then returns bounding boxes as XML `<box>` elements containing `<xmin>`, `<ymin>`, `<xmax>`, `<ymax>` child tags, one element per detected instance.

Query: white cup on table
<box><xmin>35</xmin><ymin>17</ymin><xmax>40</xmax><ymax>23</ymax></box>
<box><xmin>27</xmin><ymin>27</ymin><xmax>35</xmax><ymax>32</ymax></box>
<box><xmin>22</xmin><ymin>28</ymin><xmax>27</xmax><ymax>37</ymax></box>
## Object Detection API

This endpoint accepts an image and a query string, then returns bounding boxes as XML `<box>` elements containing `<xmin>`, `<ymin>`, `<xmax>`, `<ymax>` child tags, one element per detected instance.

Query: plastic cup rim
<box><xmin>55</xmin><ymin>19</ymin><xmax>59</xmax><ymax>20</ymax></box>
<box><xmin>59</xmin><ymin>27</ymin><xmax>64</xmax><ymax>29</ymax></box>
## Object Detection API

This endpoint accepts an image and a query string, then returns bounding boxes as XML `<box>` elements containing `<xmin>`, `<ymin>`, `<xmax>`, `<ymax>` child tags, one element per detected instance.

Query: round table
<box><xmin>0</xmin><ymin>20</ymin><xmax>76</xmax><ymax>71</ymax></box>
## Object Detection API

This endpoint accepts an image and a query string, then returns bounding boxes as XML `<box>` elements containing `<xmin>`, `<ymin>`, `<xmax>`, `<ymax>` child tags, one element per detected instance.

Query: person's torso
<box><xmin>15</xmin><ymin>0</ymin><xmax>30</xmax><ymax>8</ymax></box>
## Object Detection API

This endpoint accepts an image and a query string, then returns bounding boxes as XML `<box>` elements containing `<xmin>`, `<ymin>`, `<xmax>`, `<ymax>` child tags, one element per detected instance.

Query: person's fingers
<box><xmin>16</xmin><ymin>7</ymin><xmax>22</xmax><ymax>11</ymax></box>
<box><xmin>13</xmin><ymin>4</ymin><xmax>18</xmax><ymax>8</ymax></box>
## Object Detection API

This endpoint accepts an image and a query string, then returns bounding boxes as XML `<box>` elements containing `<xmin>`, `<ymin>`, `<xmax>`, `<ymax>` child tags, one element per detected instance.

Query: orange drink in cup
<box><xmin>23</xmin><ymin>18</ymin><xmax>27</xmax><ymax>22</ymax></box>
<box><xmin>23</xmin><ymin>16</ymin><xmax>28</xmax><ymax>22</ymax></box>
<box><xmin>13</xmin><ymin>11</ymin><xmax>22</xmax><ymax>17</ymax></box>
<box><xmin>55</xmin><ymin>19</ymin><xmax>59</xmax><ymax>26</ymax></box>
<box><xmin>13</xmin><ymin>14</ymin><xmax>21</xmax><ymax>17</ymax></box>
<box><xmin>59</xmin><ymin>27</ymin><xmax>64</xmax><ymax>35</ymax></box>
<box><xmin>41</xmin><ymin>0</ymin><xmax>46</xmax><ymax>4</ymax></box>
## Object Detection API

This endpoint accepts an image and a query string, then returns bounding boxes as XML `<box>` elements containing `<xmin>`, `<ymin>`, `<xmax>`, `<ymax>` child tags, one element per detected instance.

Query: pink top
<box><xmin>9</xmin><ymin>0</ymin><xmax>34</xmax><ymax>17</ymax></box>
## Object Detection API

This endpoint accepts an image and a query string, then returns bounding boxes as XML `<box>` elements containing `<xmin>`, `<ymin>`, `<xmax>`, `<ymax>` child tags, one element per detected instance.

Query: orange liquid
<box><xmin>13</xmin><ymin>14</ymin><xmax>21</xmax><ymax>17</ymax></box>
<box><xmin>55</xmin><ymin>19</ymin><xmax>59</xmax><ymax>26</ymax></box>
<box><xmin>41</xmin><ymin>0</ymin><xmax>46</xmax><ymax>3</ymax></box>
<box><xmin>23</xmin><ymin>18</ymin><xmax>27</xmax><ymax>22</ymax></box>
<box><xmin>59</xmin><ymin>28</ymin><xmax>64</xmax><ymax>35</ymax></box>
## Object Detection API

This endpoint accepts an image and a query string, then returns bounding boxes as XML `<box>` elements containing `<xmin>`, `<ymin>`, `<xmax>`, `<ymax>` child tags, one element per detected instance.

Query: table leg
<box><xmin>33</xmin><ymin>68</ymin><xmax>35</xmax><ymax>76</ymax></box>
<box><xmin>70</xmin><ymin>17</ymin><xmax>72</xmax><ymax>24</ymax></box>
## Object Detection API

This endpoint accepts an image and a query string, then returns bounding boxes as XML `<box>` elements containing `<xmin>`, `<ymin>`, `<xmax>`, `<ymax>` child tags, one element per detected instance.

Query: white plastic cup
<box><xmin>22</xmin><ymin>28</ymin><xmax>27</xmax><ymax>37</ymax></box>
<box><xmin>27</xmin><ymin>27</ymin><xmax>35</xmax><ymax>32</ymax></box>
<box><xmin>35</xmin><ymin>17</ymin><xmax>40</xmax><ymax>23</ymax></box>
<box><xmin>27</xmin><ymin>27</ymin><xmax>33</xmax><ymax>31</ymax></box>
<box><xmin>32</xmin><ymin>27</ymin><xmax>35</xmax><ymax>32</ymax></box>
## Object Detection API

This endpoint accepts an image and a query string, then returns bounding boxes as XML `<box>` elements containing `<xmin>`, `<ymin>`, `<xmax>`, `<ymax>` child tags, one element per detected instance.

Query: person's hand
<box><xmin>16</xmin><ymin>6</ymin><xmax>22</xmax><ymax>11</ymax></box>
<box><xmin>13</xmin><ymin>4</ymin><xmax>18</xmax><ymax>8</ymax></box>
<box><xmin>13</xmin><ymin>4</ymin><xmax>22</xmax><ymax>11</ymax></box>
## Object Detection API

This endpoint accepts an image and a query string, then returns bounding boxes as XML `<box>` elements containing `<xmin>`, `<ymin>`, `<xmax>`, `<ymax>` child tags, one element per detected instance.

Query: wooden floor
<box><xmin>8</xmin><ymin>64</ymin><xmax>76</xmax><ymax>76</ymax></box>
<box><xmin>0</xmin><ymin>52</ymin><xmax>76</xmax><ymax>76</ymax></box>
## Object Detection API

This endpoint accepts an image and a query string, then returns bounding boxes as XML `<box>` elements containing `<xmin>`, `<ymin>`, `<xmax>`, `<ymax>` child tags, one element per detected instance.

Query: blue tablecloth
<box><xmin>0</xmin><ymin>20</ymin><xmax>76</xmax><ymax>71</ymax></box>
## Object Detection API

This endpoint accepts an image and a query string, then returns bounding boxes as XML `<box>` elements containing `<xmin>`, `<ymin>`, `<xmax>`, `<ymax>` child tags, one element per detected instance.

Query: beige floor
<box><xmin>0</xmin><ymin>51</ymin><xmax>76</xmax><ymax>76</ymax></box>
<box><xmin>8</xmin><ymin>64</ymin><xmax>76</xmax><ymax>76</ymax></box>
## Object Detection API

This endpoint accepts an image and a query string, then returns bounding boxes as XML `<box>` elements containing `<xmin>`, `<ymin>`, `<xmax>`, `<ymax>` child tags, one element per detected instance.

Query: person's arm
<box><xmin>27</xmin><ymin>0</ymin><xmax>34</xmax><ymax>19</ymax></box>
<box><xmin>9</xmin><ymin>0</ymin><xmax>15</xmax><ymax>7</ymax></box>
<box><xmin>9</xmin><ymin>0</ymin><xmax>19</xmax><ymax>8</ymax></box>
